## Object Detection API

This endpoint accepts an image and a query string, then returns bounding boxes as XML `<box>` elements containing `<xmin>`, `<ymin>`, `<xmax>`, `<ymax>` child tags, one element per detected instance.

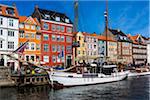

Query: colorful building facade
<box><xmin>128</xmin><ymin>34</ymin><xmax>147</xmax><ymax>65</ymax></box>
<box><xmin>75</xmin><ymin>32</ymin><xmax>86</xmax><ymax>60</ymax></box>
<box><xmin>0</xmin><ymin>4</ymin><xmax>19</xmax><ymax>71</ymax></box>
<box><xmin>32</xmin><ymin>6</ymin><xmax>73</xmax><ymax>67</ymax></box>
<box><xmin>19</xmin><ymin>16</ymin><xmax>41</xmax><ymax>63</ymax></box>
<box><xmin>147</xmin><ymin>38</ymin><xmax>150</xmax><ymax>65</ymax></box>
<box><xmin>83</xmin><ymin>32</ymin><xmax>98</xmax><ymax>63</ymax></box>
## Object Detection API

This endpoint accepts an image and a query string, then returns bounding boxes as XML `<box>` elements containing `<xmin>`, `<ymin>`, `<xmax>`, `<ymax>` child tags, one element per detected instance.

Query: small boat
<box><xmin>128</xmin><ymin>67</ymin><xmax>150</xmax><ymax>77</ymax></box>
<box><xmin>47</xmin><ymin>64</ymin><xmax>129</xmax><ymax>87</ymax></box>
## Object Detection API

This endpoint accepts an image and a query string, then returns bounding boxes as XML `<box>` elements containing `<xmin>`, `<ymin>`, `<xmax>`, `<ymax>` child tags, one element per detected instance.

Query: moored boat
<box><xmin>47</xmin><ymin>64</ymin><xmax>129</xmax><ymax>87</ymax></box>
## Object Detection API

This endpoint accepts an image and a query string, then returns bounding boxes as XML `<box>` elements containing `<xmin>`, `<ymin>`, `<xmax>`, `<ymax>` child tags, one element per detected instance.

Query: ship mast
<box><xmin>104</xmin><ymin>0</ymin><xmax>109</xmax><ymax>59</ymax></box>
<box><xmin>74</xmin><ymin>1</ymin><xmax>78</xmax><ymax>65</ymax></box>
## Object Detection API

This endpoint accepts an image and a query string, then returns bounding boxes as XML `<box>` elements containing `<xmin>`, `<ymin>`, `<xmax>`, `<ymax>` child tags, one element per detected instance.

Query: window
<box><xmin>44</xmin><ymin>44</ymin><xmax>49</xmax><ymax>52</ymax></box>
<box><xmin>0</xmin><ymin>41</ymin><xmax>2</xmax><ymax>48</ymax></box>
<box><xmin>43</xmin><ymin>34</ymin><xmax>49</xmax><ymax>40</ymax></box>
<box><xmin>26</xmin><ymin>43</ymin><xmax>29</xmax><ymax>50</ymax></box>
<box><xmin>31</xmin><ymin>56</ymin><xmax>35</xmax><ymax>61</ymax></box>
<box><xmin>25</xmin><ymin>24</ymin><xmax>30</xmax><ymax>29</ymax></box>
<box><xmin>31</xmin><ymin>33</ymin><xmax>35</xmax><ymax>38</ymax></box>
<box><xmin>78</xmin><ymin>51</ymin><xmax>80</xmax><ymax>54</ymax></box>
<box><xmin>61</xmin><ymin>26</ymin><xmax>65</xmax><ymax>32</ymax></box>
<box><xmin>31</xmin><ymin>25</ymin><xmax>35</xmax><ymax>30</ymax></box>
<box><xmin>67</xmin><ymin>27</ymin><xmax>72</xmax><ymax>33</ymax></box>
<box><xmin>56</xmin><ymin>25</ymin><xmax>60</xmax><ymax>31</ymax></box>
<box><xmin>31</xmin><ymin>43</ymin><xmax>35</xmax><ymax>50</ymax></box>
<box><xmin>0</xmin><ymin>18</ymin><xmax>3</xmax><ymax>25</ymax></box>
<box><xmin>19</xmin><ymin>24</ymin><xmax>24</xmax><ymax>28</ymax></box>
<box><xmin>52</xmin><ymin>35</ymin><xmax>56</xmax><ymax>41</ymax></box>
<box><xmin>9</xmin><ymin>19</ymin><xmax>13</xmax><ymax>26</ymax></box>
<box><xmin>61</xmin><ymin>36</ymin><xmax>64</xmax><ymax>42</ymax></box>
<box><xmin>79</xmin><ymin>36</ymin><xmax>81</xmax><ymax>40</ymax></box>
<box><xmin>20</xmin><ymin>32</ymin><xmax>24</xmax><ymax>38</ymax></box>
<box><xmin>43</xmin><ymin>56</ymin><xmax>49</xmax><ymax>62</ymax></box>
<box><xmin>62</xmin><ymin>46</ymin><xmax>65</xmax><ymax>51</ymax></box>
<box><xmin>25</xmin><ymin>34</ymin><xmax>29</xmax><ymax>38</ymax></box>
<box><xmin>52</xmin><ymin>55</ymin><xmax>56</xmax><ymax>63</ymax></box>
<box><xmin>36</xmin><ymin>44</ymin><xmax>40</xmax><ymax>50</ymax></box>
<box><xmin>19</xmin><ymin>42</ymin><xmax>23</xmax><ymax>46</ymax></box>
<box><xmin>6</xmin><ymin>9</ymin><xmax>14</xmax><ymax>15</ymax></box>
<box><xmin>0</xmin><ymin>29</ymin><xmax>3</xmax><ymax>35</ymax></box>
<box><xmin>55</xmin><ymin>16</ymin><xmax>60</xmax><ymax>21</ymax></box>
<box><xmin>36</xmin><ymin>35</ymin><xmax>41</xmax><ymax>40</ymax></box>
<box><xmin>26</xmin><ymin>56</ymin><xmax>29</xmax><ymax>61</ymax></box>
<box><xmin>43</xmin><ymin>23</ymin><xmax>49</xmax><ymax>30</ymax></box>
<box><xmin>57</xmin><ymin>36</ymin><xmax>60</xmax><ymax>41</ymax></box>
<box><xmin>8</xmin><ymin>41</ymin><xmax>14</xmax><ymax>49</ymax></box>
<box><xmin>57</xmin><ymin>45</ymin><xmax>60</xmax><ymax>52</ymax></box>
<box><xmin>51</xmin><ymin>24</ymin><xmax>56</xmax><ymax>31</ymax></box>
<box><xmin>65</xmin><ymin>18</ymin><xmax>69</xmax><ymax>23</ymax></box>
<box><xmin>8</xmin><ymin>30</ymin><xmax>14</xmax><ymax>37</ymax></box>
<box><xmin>66</xmin><ymin>36</ymin><xmax>72</xmax><ymax>43</ymax></box>
<box><xmin>66</xmin><ymin>45</ymin><xmax>72</xmax><ymax>53</ymax></box>
<box><xmin>36</xmin><ymin>26</ymin><xmax>41</xmax><ymax>30</ymax></box>
<box><xmin>52</xmin><ymin>45</ymin><xmax>56</xmax><ymax>52</ymax></box>
<box><xmin>94</xmin><ymin>45</ymin><xmax>96</xmax><ymax>49</ymax></box>
<box><xmin>45</xmin><ymin>14</ymin><xmax>50</xmax><ymax>19</ymax></box>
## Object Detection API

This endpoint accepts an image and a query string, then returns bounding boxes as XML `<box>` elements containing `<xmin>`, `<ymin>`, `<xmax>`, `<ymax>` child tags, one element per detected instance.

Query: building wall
<box><xmin>117</xmin><ymin>42</ymin><xmax>132</xmax><ymax>64</ymax></box>
<box><xmin>85</xmin><ymin>35</ymin><xmax>98</xmax><ymax>63</ymax></box>
<box><xmin>41</xmin><ymin>20</ymin><xmax>73</xmax><ymax>67</ymax></box>
<box><xmin>76</xmin><ymin>32</ymin><xmax>86</xmax><ymax>58</ymax></box>
<box><xmin>98</xmin><ymin>40</ymin><xmax>106</xmax><ymax>57</ymax></box>
<box><xmin>108</xmin><ymin>41</ymin><xmax>117</xmax><ymax>62</ymax></box>
<box><xmin>132</xmin><ymin>44</ymin><xmax>147</xmax><ymax>65</ymax></box>
<box><xmin>0</xmin><ymin>7</ymin><xmax>19</xmax><ymax>71</ymax></box>
<box><xmin>19</xmin><ymin>17</ymin><xmax>41</xmax><ymax>63</ymax></box>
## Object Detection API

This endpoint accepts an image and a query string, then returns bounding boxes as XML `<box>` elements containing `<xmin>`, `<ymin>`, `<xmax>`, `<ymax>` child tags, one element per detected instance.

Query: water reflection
<box><xmin>0</xmin><ymin>75</ymin><xmax>149</xmax><ymax>100</ymax></box>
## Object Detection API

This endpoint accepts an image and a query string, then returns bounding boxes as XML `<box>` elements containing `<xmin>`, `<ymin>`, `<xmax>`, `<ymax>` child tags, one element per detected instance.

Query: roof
<box><xmin>109</xmin><ymin>28</ymin><xmax>126</xmax><ymax>36</ymax></box>
<box><xmin>35</xmin><ymin>7</ymin><xmax>73</xmax><ymax>24</ymax></box>
<box><xmin>19</xmin><ymin>16</ymin><xmax>40</xmax><ymax>26</ymax></box>
<box><xmin>97</xmin><ymin>35</ymin><xmax>116</xmax><ymax>42</ymax></box>
<box><xmin>0</xmin><ymin>4</ymin><xmax>19</xmax><ymax>18</ymax></box>
<box><xmin>82</xmin><ymin>32</ymin><xmax>97</xmax><ymax>37</ymax></box>
<box><xmin>127</xmin><ymin>34</ymin><xmax>146</xmax><ymax>45</ymax></box>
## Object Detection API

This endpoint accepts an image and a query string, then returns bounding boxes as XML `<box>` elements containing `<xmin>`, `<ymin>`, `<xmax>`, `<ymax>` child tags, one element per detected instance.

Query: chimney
<box><xmin>117</xmin><ymin>29</ymin><xmax>120</xmax><ymax>32</ymax></box>
<box><xmin>12</xmin><ymin>3</ymin><xmax>16</xmax><ymax>7</ymax></box>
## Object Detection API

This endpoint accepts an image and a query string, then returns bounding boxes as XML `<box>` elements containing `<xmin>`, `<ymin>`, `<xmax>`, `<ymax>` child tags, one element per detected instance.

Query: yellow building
<box><xmin>76</xmin><ymin>32</ymin><xmax>86</xmax><ymax>60</ymax></box>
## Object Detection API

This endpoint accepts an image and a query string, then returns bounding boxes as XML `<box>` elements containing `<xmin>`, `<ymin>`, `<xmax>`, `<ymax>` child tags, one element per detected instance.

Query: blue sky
<box><xmin>0</xmin><ymin>0</ymin><xmax>149</xmax><ymax>37</ymax></box>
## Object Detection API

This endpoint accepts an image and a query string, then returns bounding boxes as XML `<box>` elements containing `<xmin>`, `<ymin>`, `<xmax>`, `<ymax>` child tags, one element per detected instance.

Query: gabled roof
<box><xmin>0</xmin><ymin>4</ymin><xmax>19</xmax><ymax>18</ymax></box>
<box><xmin>127</xmin><ymin>34</ymin><xmax>146</xmax><ymax>45</ymax></box>
<box><xmin>97</xmin><ymin>35</ymin><xmax>116</xmax><ymax>42</ymax></box>
<box><xmin>82</xmin><ymin>32</ymin><xmax>97</xmax><ymax>37</ymax></box>
<box><xmin>19</xmin><ymin>16</ymin><xmax>40</xmax><ymax>26</ymax></box>
<box><xmin>108</xmin><ymin>28</ymin><xmax>126</xmax><ymax>36</ymax></box>
<box><xmin>33</xmin><ymin>7</ymin><xmax>73</xmax><ymax>24</ymax></box>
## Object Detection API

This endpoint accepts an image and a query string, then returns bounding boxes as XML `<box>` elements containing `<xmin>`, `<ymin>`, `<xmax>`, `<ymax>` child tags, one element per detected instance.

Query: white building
<box><xmin>147</xmin><ymin>38</ymin><xmax>150</xmax><ymax>65</ymax></box>
<box><xmin>0</xmin><ymin>4</ymin><xmax>19</xmax><ymax>71</ymax></box>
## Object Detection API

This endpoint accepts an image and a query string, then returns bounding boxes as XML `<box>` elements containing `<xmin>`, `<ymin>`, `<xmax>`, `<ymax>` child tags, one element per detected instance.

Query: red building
<box><xmin>32</xmin><ymin>6</ymin><xmax>73</xmax><ymax>68</ymax></box>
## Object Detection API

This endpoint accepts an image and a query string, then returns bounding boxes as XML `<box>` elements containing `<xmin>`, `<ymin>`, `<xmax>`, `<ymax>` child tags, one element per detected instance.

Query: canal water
<box><xmin>0</xmin><ymin>75</ymin><xmax>149</xmax><ymax>100</ymax></box>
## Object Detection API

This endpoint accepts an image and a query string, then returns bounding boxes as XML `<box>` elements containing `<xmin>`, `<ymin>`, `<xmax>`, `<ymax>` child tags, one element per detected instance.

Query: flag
<box><xmin>13</xmin><ymin>40</ymin><xmax>29</xmax><ymax>54</ymax></box>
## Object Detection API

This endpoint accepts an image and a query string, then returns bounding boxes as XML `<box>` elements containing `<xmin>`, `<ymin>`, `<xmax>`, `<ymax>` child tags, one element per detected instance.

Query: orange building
<box><xmin>19</xmin><ymin>16</ymin><xmax>41</xmax><ymax>63</ymax></box>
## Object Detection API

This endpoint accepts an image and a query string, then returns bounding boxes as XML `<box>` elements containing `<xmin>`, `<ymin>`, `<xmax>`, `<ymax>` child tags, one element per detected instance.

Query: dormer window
<box><xmin>55</xmin><ymin>16</ymin><xmax>60</xmax><ymax>21</ymax></box>
<box><xmin>6</xmin><ymin>8</ymin><xmax>15</xmax><ymax>15</ymax></box>
<box><xmin>65</xmin><ymin>18</ymin><xmax>69</xmax><ymax>23</ymax></box>
<box><xmin>45</xmin><ymin>14</ymin><xmax>50</xmax><ymax>19</ymax></box>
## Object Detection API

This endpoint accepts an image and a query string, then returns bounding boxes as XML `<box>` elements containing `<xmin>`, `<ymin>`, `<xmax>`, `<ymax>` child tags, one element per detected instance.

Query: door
<box><xmin>66</xmin><ymin>56</ymin><xmax>72</xmax><ymax>68</ymax></box>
